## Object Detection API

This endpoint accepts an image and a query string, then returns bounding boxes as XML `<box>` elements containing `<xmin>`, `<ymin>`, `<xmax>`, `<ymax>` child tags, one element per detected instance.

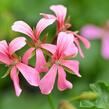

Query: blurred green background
<box><xmin>0</xmin><ymin>0</ymin><xmax>109</xmax><ymax>109</ymax></box>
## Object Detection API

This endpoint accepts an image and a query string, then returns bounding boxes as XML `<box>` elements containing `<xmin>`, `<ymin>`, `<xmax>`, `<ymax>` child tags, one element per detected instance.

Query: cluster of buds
<box><xmin>0</xmin><ymin>5</ymin><xmax>90</xmax><ymax>96</ymax></box>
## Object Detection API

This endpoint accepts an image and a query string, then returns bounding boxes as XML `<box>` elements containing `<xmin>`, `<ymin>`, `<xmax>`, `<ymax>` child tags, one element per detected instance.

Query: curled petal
<box><xmin>35</xmin><ymin>18</ymin><xmax>56</xmax><ymax>39</ymax></box>
<box><xmin>0</xmin><ymin>53</ymin><xmax>12</xmax><ymax>65</ymax></box>
<box><xmin>74</xmin><ymin>39</ymin><xmax>84</xmax><ymax>58</ymax></box>
<box><xmin>35</xmin><ymin>49</ymin><xmax>48</xmax><ymax>73</ymax></box>
<box><xmin>81</xmin><ymin>25</ymin><xmax>102</xmax><ymax>40</ymax></box>
<box><xmin>61</xmin><ymin>60</ymin><xmax>81</xmax><ymax>77</ymax></box>
<box><xmin>41</xmin><ymin>44</ymin><xmax>56</xmax><ymax>54</ymax></box>
<box><xmin>16</xmin><ymin>63</ymin><xmax>39</xmax><ymax>86</ymax></box>
<box><xmin>101</xmin><ymin>35</ymin><xmax>109</xmax><ymax>59</ymax></box>
<box><xmin>22</xmin><ymin>47</ymin><xmax>35</xmax><ymax>64</ymax></box>
<box><xmin>10</xmin><ymin>66</ymin><xmax>22</xmax><ymax>96</ymax></box>
<box><xmin>12</xmin><ymin>21</ymin><xmax>34</xmax><ymax>39</ymax></box>
<box><xmin>75</xmin><ymin>34</ymin><xmax>90</xmax><ymax>49</ymax></box>
<box><xmin>70</xmin><ymin>31</ymin><xmax>91</xmax><ymax>49</ymax></box>
<box><xmin>9</xmin><ymin>37</ymin><xmax>26</xmax><ymax>55</ymax></box>
<box><xmin>39</xmin><ymin>64</ymin><xmax>57</xmax><ymax>94</ymax></box>
<box><xmin>58</xmin><ymin>66</ymin><xmax>72</xmax><ymax>91</ymax></box>
<box><xmin>0</xmin><ymin>40</ymin><xmax>8</xmax><ymax>55</ymax></box>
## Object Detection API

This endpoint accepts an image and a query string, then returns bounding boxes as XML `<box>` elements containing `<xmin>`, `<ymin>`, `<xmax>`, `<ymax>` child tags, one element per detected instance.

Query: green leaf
<box><xmin>1</xmin><ymin>67</ymin><xmax>12</xmax><ymax>79</ymax></box>
<box><xmin>80</xmin><ymin>82</ymin><xmax>109</xmax><ymax>109</ymax></box>
<box><xmin>80</xmin><ymin>100</ymin><xmax>94</xmax><ymax>108</ymax></box>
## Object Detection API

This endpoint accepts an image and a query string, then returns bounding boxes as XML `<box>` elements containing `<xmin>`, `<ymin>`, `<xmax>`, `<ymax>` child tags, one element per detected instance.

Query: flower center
<box><xmin>12</xmin><ymin>58</ymin><xmax>19</xmax><ymax>65</ymax></box>
<box><xmin>34</xmin><ymin>40</ymin><xmax>42</xmax><ymax>48</ymax></box>
<box><xmin>55</xmin><ymin>60</ymin><xmax>60</xmax><ymax>65</ymax></box>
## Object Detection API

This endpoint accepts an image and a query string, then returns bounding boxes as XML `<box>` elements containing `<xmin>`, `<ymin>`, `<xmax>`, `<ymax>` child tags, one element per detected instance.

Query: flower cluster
<box><xmin>0</xmin><ymin>5</ymin><xmax>90</xmax><ymax>96</ymax></box>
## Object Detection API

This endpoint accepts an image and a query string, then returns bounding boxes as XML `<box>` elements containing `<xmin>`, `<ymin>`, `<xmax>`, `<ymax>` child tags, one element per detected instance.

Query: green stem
<box><xmin>47</xmin><ymin>94</ymin><xmax>55</xmax><ymax>109</ymax></box>
<box><xmin>69</xmin><ymin>96</ymin><xmax>80</xmax><ymax>102</ymax></box>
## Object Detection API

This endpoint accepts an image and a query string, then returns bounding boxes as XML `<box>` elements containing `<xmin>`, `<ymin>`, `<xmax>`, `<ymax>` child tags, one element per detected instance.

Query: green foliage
<box><xmin>80</xmin><ymin>82</ymin><xmax>109</xmax><ymax>109</ymax></box>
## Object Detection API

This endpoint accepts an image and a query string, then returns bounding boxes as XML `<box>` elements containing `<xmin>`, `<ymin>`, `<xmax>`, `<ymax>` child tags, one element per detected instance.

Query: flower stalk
<box><xmin>47</xmin><ymin>94</ymin><xmax>55</xmax><ymax>109</ymax></box>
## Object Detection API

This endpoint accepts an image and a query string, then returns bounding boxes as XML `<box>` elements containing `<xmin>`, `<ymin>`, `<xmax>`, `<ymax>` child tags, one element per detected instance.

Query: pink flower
<box><xmin>40</xmin><ymin>5</ymin><xmax>67</xmax><ymax>33</ymax></box>
<box><xmin>39</xmin><ymin>32</ymin><xmax>80</xmax><ymax>95</ymax></box>
<box><xmin>41</xmin><ymin>5</ymin><xmax>90</xmax><ymax>58</ymax></box>
<box><xmin>50</xmin><ymin>5</ymin><xmax>67</xmax><ymax>33</ymax></box>
<box><xmin>12</xmin><ymin>18</ymin><xmax>56</xmax><ymax>73</ymax></box>
<box><xmin>81</xmin><ymin>21</ymin><xmax>109</xmax><ymax>59</ymax></box>
<box><xmin>0</xmin><ymin>37</ymin><xmax>39</xmax><ymax>96</ymax></box>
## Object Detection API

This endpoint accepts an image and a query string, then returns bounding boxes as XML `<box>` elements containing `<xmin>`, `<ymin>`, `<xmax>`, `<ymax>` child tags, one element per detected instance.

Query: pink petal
<box><xmin>0</xmin><ymin>40</ymin><xmax>8</xmax><ymax>55</ymax></box>
<box><xmin>12</xmin><ymin>21</ymin><xmax>34</xmax><ymax>39</ymax></box>
<box><xmin>0</xmin><ymin>53</ymin><xmax>12</xmax><ymax>65</ymax></box>
<box><xmin>22</xmin><ymin>47</ymin><xmax>35</xmax><ymax>64</ymax></box>
<box><xmin>57</xmin><ymin>32</ymin><xmax>74</xmax><ymax>56</ymax></box>
<box><xmin>58</xmin><ymin>66</ymin><xmax>72</xmax><ymax>91</ymax></box>
<box><xmin>35</xmin><ymin>18</ymin><xmax>56</xmax><ymax>39</ymax></box>
<box><xmin>81</xmin><ymin>25</ymin><xmax>102</xmax><ymax>40</ymax></box>
<box><xmin>41</xmin><ymin>43</ymin><xmax>56</xmax><ymax>54</ymax></box>
<box><xmin>70</xmin><ymin>30</ymin><xmax>91</xmax><ymax>49</ymax></box>
<box><xmin>40</xmin><ymin>13</ymin><xmax>56</xmax><ymax>19</ymax></box>
<box><xmin>39</xmin><ymin>64</ymin><xmax>57</xmax><ymax>94</ymax></box>
<box><xmin>50</xmin><ymin>5</ymin><xmax>67</xmax><ymax>21</ymax></box>
<box><xmin>50</xmin><ymin>5</ymin><xmax>67</xmax><ymax>32</ymax></box>
<box><xmin>61</xmin><ymin>60</ymin><xmax>81</xmax><ymax>77</ymax></box>
<box><xmin>9</xmin><ymin>37</ymin><xmax>26</xmax><ymax>55</ymax></box>
<box><xmin>16</xmin><ymin>62</ymin><xmax>39</xmax><ymax>86</ymax></box>
<box><xmin>101</xmin><ymin>35</ymin><xmax>109</xmax><ymax>59</ymax></box>
<box><xmin>64</xmin><ymin>42</ymin><xmax>78</xmax><ymax>57</ymax></box>
<box><xmin>10</xmin><ymin>66</ymin><xmax>22</xmax><ymax>96</ymax></box>
<box><xmin>35</xmin><ymin>49</ymin><xmax>48</xmax><ymax>73</ymax></box>
<box><xmin>74</xmin><ymin>39</ymin><xmax>84</xmax><ymax>58</ymax></box>
<box><xmin>75</xmin><ymin>33</ymin><xmax>91</xmax><ymax>49</ymax></box>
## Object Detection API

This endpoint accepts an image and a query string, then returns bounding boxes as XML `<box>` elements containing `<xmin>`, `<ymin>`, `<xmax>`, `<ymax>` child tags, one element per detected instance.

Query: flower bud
<box><xmin>58</xmin><ymin>100</ymin><xmax>77</xmax><ymax>109</ymax></box>
<box><xmin>72</xmin><ymin>91</ymin><xmax>98</xmax><ymax>101</ymax></box>
<box><xmin>79</xmin><ymin>91</ymin><xmax>98</xmax><ymax>100</ymax></box>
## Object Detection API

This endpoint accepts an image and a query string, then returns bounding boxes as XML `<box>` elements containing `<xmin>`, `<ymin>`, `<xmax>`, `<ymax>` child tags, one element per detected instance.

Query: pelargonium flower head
<box><xmin>41</xmin><ymin>4</ymin><xmax>90</xmax><ymax>58</ymax></box>
<box><xmin>39</xmin><ymin>32</ymin><xmax>81</xmax><ymax>95</ymax></box>
<box><xmin>81</xmin><ymin>21</ymin><xmax>109</xmax><ymax>59</ymax></box>
<box><xmin>0</xmin><ymin>37</ymin><xmax>39</xmax><ymax>96</ymax></box>
<box><xmin>12</xmin><ymin>18</ymin><xmax>56</xmax><ymax>73</ymax></box>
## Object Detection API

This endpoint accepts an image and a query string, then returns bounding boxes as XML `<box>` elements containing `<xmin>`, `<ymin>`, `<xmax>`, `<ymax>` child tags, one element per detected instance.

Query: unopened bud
<box><xmin>71</xmin><ymin>92</ymin><xmax>98</xmax><ymax>101</ymax></box>
<box><xmin>79</xmin><ymin>91</ymin><xmax>98</xmax><ymax>100</ymax></box>
<box><xmin>58</xmin><ymin>100</ymin><xmax>77</xmax><ymax>109</ymax></box>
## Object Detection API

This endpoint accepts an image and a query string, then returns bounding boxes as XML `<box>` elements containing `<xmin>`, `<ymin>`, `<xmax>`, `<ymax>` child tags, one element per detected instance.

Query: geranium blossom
<box><xmin>0</xmin><ymin>4</ymin><xmax>91</xmax><ymax>96</ymax></box>
<box><xmin>39</xmin><ymin>32</ymin><xmax>80</xmax><ymax>94</ymax></box>
<box><xmin>0</xmin><ymin>37</ymin><xmax>39</xmax><ymax>96</ymax></box>
<box><xmin>12</xmin><ymin>18</ymin><xmax>56</xmax><ymax>73</ymax></box>
<box><xmin>81</xmin><ymin>21</ymin><xmax>109</xmax><ymax>59</ymax></box>
<box><xmin>40</xmin><ymin>5</ymin><xmax>90</xmax><ymax>58</ymax></box>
